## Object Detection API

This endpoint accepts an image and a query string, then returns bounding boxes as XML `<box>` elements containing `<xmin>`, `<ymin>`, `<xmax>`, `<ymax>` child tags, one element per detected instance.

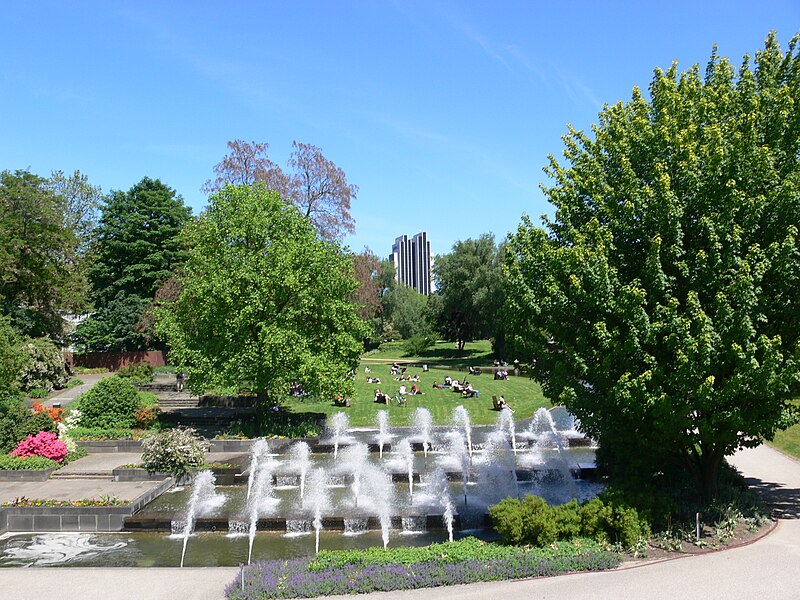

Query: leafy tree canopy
<box><xmin>204</xmin><ymin>139</ymin><xmax>357</xmax><ymax>241</ymax></box>
<box><xmin>505</xmin><ymin>32</ymin><xmax>800</xmax><ymax>500</ymax></box>
<box><xmin>156</xmin><ymin>184</ymin><xmax>369</xmax><ymax>403</ymax></box>
<box><xmin>383</xmin><ymin>285</ymin><xmax>432</xmax><ymax>340</ymax></box>
<box><xmin>76</xmin><ymin>177</ymin><xmax>192</xmax><ymax>351</ymax></box>
<box><xmin>0</xmin><ymin>169</ymin><xmax>86</xmax><ymax>338</ymax></box>
<box><xmin>434</xmin><ymin>234</ymin><xmax>505</xmax><ymax>351</ymax></box>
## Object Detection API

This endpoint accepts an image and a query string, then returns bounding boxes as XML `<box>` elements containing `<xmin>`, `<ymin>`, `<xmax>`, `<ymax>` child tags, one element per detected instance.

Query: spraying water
<box><xmin>179</xmin><ymin>470</ymin><xmax>224</xmax><ymax>567</ymax></box>
<box><xmin>375</xmin><ymin>410</ymin><xmax>393</xmax><ymax>459</ymax></box>
<box><xmin>361</xmin><ymin>464</ymin><xmax>394</xmax><ymax>549</ymax></box>
<box><xmin>452</xmin><ymin>406</ymin><xmax>473</xmax><ymax>458</ymax></box>
<box><xmin>246</xmin><ymin>454</ymin><xmax>279</xmax><ymax>564</ymax></box>
<box><xmin>339</xmin><ymin>442</ymin><xmax>369</xmax><ymax>508</ymax></box>
<box><xmin>396</xmin><ymin>438</ymin><xmax>415</xmax><ymax>504</ymax></box>
<box><xmin>288</xmin><ymin>441</ymin><xmax>312</xmax><ymax>502</ymax></box>
<box><xmin>329</xmin><ymin>412</ymin><xmax>350</xmax><ymax>459</ymax></box>
<box><xmin>246</xmin><ymin>439</ymin><xmax>269</xmax><ymax>501</ymax></box>
<box><xmin>428</xmin><ymin>467</ymin><xmax>456</xmax><ymax>542</ymax></box>
<box><xmin>411</xmin><ymin>407</ymin><xmax>433</xmax><ymax>458</ymax></box>
<box><xmin>442</xmin><ymin>430</ymin><xmax>470</xmax><ymax>505</ymax></box>
<box><xmin>304</xmin><ymin>467</ymin><xmax>331</xmax><ymax>554</ymax></box>
<box><xmin>496</xmin><ymin>407</ymin><xmax>517</xmax><ymax>453</ymax></box>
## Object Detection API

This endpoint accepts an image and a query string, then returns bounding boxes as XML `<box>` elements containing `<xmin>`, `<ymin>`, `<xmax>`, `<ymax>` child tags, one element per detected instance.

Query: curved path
<box><xmin>1</xmin><ymin>445</ymin><xmax>798</xmax><ymax>600</ymax></box>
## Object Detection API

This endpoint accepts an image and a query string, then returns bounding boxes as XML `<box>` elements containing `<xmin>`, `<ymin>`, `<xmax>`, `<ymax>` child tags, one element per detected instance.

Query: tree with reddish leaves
<box><xmin>204</xmin><ymin>139</ymin><xmax>357</xmax><ymax>241</ymax></box>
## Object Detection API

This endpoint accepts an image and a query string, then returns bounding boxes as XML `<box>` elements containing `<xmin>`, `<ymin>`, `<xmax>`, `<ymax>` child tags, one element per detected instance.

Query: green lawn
<box><xmin>363</xmin><ymin>339</ymin><xmax>496</xmax><ymax>367</ymax></box>
<box><xmin>771</xmin><ymin>425</ymin><xmax>800</xmax><ymax>459</ymax></box>
<box><xmin>287</xmin><ymin>361</ymin><xmax>550</xmax><ymax>427</ymax></box>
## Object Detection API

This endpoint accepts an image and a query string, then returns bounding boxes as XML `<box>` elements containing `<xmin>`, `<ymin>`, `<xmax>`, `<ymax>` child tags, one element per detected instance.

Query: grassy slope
<box><xmin>288</xmin><ymin>361</ymin><xmax>549</xmax><ymax>427</ymax></box>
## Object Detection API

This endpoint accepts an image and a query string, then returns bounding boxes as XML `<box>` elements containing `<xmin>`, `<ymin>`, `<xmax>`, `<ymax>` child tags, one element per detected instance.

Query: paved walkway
<box><xmin>0</xmin><ymin>443</ymin><xmax>798</xmax><ymax>599</ymax></box>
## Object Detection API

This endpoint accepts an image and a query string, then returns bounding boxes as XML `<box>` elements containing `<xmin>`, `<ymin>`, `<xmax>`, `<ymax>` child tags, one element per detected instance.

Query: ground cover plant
<box><xmin>226</xmin><ymin>537</ymin><xmax>620</xmax><ymax>599</ymax></box>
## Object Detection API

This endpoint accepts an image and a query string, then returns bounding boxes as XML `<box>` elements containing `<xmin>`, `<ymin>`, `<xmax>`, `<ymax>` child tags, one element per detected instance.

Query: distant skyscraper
<box><xmin>390</xmin><ymin>231</ymin><xmax>433</xmax><ymax>295</ymax></box>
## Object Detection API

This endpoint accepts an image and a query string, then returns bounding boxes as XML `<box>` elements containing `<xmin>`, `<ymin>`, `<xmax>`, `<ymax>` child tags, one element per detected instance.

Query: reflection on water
<box><xmin>0</xmin><ymin>529</ymin><xmax>457</xmax><ymax>567</ymax></box>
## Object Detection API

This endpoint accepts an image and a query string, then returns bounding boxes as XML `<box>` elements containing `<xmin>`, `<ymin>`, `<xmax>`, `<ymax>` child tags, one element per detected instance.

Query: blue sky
<box><xmin>2</xmin><ymin>1</ymin><xmax>797</xmax><ymax>258</ymax></box>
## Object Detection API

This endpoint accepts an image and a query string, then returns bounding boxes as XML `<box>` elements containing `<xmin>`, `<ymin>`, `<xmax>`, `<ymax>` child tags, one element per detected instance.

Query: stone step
<box><xmin>51</xmin><ymin>472</ymin><xmax>115</xmax><ymax>480</ymax></box>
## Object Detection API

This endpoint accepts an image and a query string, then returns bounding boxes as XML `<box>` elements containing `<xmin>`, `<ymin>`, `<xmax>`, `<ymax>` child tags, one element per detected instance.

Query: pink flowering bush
<box><xmin>11</xmin><ymin>431</ymin><xmax>68</xmax><ymax>463</ymax></box>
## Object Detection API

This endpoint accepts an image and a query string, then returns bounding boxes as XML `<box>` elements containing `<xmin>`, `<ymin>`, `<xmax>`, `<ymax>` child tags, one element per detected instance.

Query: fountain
<box><xmin>0</xmin><ymin>406</ymin><xmax>603</xmax><ymax>568</ymax></box>
<box><xmin>305</xmin><ymin>467</ymin><xmax>332</xmax><ymax>554</ymax></box>
<box><xmin>329</xmin><ymin>412</ymin><xmax>351</xmax><ymax>459</ymax></box>
<box><xmin>375</xmin><ymin>410</ymin><xmax>394</xmax><ymax>458</ymax></box>
<box><xmin>338</xmin><ymin>442</ymin><xmax>369</xmax><ymax>508</ymax></box>
<box><xmin>495</xmin><ymin>408</ymin><xmax>517</xmax><ymax>454</ymax></box>
<box><xmin>411</xmin><ymin>407</ymin><xmax>433</xmax><ymax>458</ymax></box>
<box><xmin>395</xmin><ymin>438</ymin><xmax>415</xmax><ymax>504</ymax></box>
<box><xmin>246</xmin><ymin>453</ymin><xmax>280</xmax><ymax>563</ymax></box>
<box><xmin>288</xmin><ymin>441</ymin><xmax>312</xmax><ymax>501</ymax></box>
<box><xmin>452</xmin><ymin>405</ymin><xmax>473</xmax><ymax>458</ymax></box>
<box><xmin>177</xmin><ymin>470</ymin><xmax>225</xmax><ymax>567</ymax></box>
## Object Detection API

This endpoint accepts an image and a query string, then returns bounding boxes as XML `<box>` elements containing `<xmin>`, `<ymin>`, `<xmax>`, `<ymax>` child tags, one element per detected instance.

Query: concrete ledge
<box><xmin>76</xmin><ymin>439</ymin><xmax>143</xmax><ymax>453</ymax></box>
<box><xmin>0</xmin><ymin>467</ymin><xmax>56</xmax><ymax>482</ymax></box>
<box><xmin>0</xmin><ymin>478</ymin><xmax>174</xmax><ymax>534</ymax></box>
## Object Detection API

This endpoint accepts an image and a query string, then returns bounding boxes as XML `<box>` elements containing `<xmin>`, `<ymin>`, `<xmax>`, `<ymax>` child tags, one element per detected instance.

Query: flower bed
<box><xmin>2</xmin><ymin>496</ymin><xmax>131</xmax><ymax>507</ymax></box>
<box><xmin>226</xmin><ymin>538</ymin><xmax>621</xmax><ymax>599</ymax></box>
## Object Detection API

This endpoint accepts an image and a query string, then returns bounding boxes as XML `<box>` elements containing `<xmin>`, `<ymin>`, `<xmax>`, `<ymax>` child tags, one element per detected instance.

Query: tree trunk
<box><xmin>688</xmin><ymin>447</ymin><xmax>725</xmax><ymax>502</ymax></box>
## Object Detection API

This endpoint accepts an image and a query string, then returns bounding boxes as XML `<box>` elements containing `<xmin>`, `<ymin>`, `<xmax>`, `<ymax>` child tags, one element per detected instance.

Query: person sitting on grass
<box><xmin>367</xmin><ymin>376</ymin><xmax>382</xmax><ymax>384</ymax></box>
<box><xmin>444</xmin><ymin>375</ymin><xmax>453</xmax><ymax>386</ymax></box>
<box><xmin>432</xmin><ymin>381</ymin><xmax>449</xmax><ymax>389</ymax></box>
<box><xmin>410</xmin><ymin>384</ymin><xmax>424</xmax><ymax>395</ymax></box>
<box><xmin>461</xmin><ymin>382</ymin><xmax>480</xmax><ymax>398</ymax></box>
<box><xmin>374</xmin><ymin>389</ymin><xmax>390</xmax><ymax>404</ymax></box>
<box><xmin>493</xmin><ymin>395</ymin><xmax>513</xmax><ymax>412</ymax></box>
<box><xmin>398</xmin><ymin>384</ymin><xmax>407</xmax><ymax>396</ymax></box>
<box><xmin>409</xmin><ymin>374</ymin><xmax>420</xmax><ymax>382</ymax></box>
<box><xmin>334</xmin><ymin>396</ymin><xmax>351</xmax><ymax>407</ymax></box>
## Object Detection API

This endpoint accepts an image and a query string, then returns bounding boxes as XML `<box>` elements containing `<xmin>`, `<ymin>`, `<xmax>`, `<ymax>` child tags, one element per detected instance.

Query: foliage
<box><xmin>0</xmin><ymin>169</ymin><xmax>86</xmax><ymax>338</ymax></box>
<box><xmin>227</xmin><ymin>537</ymin><xmax>620</xmax><ymax>599</ymax></box>
<box><xmin>0</xmin><ymin>455</ymin><xmax>58</xmax><ymax>470</ymax></box>
<box><xmin>204</xmin><ymin>139</ymin><xmax>358</xmax><ymax>241</ymax></box>
<box><xmin>140</xmin><ymin>427</ymin><xmax>206</xmax><ymax>476</ymax></box>
<box><xmin>75</xmin><ymin>375</ymin><xmax>140</xmax><ymax>429</ymax></box>
<box><xmin>26</xmin><ymin>388</ymin><xmax>48</xmax><ymax>399</ymax></box>
<box><xmin>382</xmin><ymin>285</ymin><xmax>432</xmax><ymax>339</ymax></box>
<box><xmin>0</xmin><ymin>316</ymin><xmax>24</xmax><ymax>390</ymax></box>
<box><xmin>77</xmin><ymin>176</ymin><xmax>192</xmax><ymax>351</ymax></box>
<box><xmin>403</xmin><ymin>335</ymin><xmax>433</xmax><ymax>356</ymax></box>
<box><xmin>504</xmin><ymin>33</ymin><xmax>800</xmax><ymax>500</ymax></box>
<box><xmin>71</xmin><ymin>294</ymin><xmax>152</xmax><ymax>352</ymax></box>
<box><xmin>134</xmin><ymin>405</ymin><xmax>160</xmax><ymax>429</ymax></box>
<box><xmin>350</xmin><ymin>248</ymin><xmax>384</xmax><ymax>338</ymax></box>
<box><xmin>66</xmin><ymin>378</ymin><xmax>83</xmax><ymax>388</ymax></box>
<box><xmin>156</xmin><ymin>184</ymin><xmax>369</xmax><ymax>405</ymax></box>
<box><xmin>433</xmin><ymin>234</ymin><xmax>505</xmax><ymax>351</ymax></box>
<box><xmin>489</xmin><ymin>495</ymin><xmax>650</xmax><ymax>550</ymax></box>
<box><xmin>17</xmin><ymin>336</ymin><xmax>68</xmax><ymax>391</ymax></box>
<box><xmin>0</xmin><ymin>393</ymin><xmax>56</xmax><ymax>454</ymax></box>
<box><xmin>46</xmin><ymin>169</ymin><xmax>102</xmax><ymax>257</ymax></box>
<box><xmin>222</xmin><ymin>406</ymin><xmax>323</xmax><ymax>439</ymax></box>
<box><xmin>11</xmin><ymin>431</ymin><xmax>69</xmax><ymax>462</ymax></box>
<box><xmin>117</xmin><ymin>363</ymin><xmax>154</xmax><ymax>385</ymax></box>
<box><xmin>65</xmin><ymin>426</ymin><xmax>138</xmax><ymax>440</ymax></box>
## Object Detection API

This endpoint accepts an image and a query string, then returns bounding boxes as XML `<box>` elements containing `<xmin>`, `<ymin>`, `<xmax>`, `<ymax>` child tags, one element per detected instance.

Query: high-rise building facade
<box><xmin>390</xmin><ymin>231</ymin><xmax>433</xmax><ymax>295</ymax></box>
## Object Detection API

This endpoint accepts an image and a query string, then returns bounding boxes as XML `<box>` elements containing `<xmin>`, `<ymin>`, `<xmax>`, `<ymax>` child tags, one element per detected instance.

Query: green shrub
<box><xmin>0</xmin><ymin>392</ymin><xmax>56</xmax><ymax>454</ymax></box>
<box><xmin>117</xmin><ymin>363</ymin><xmax>154</xmax><ymax>385</ymax></box>
<box><xmin>141</xmin><ymin>428</ymin><xmax>206</xmax><ymax>476</ymax></box>
<box><xmin>27</xmin><ymin>388</ymin><xmax>49</xmax><ymax>399</ymax></box>
<box><xmin>403</xmin><ymin>335</ymin><xmax>433</xmax><ymax>357</ymax></box>
<box><xmin>0</xmin><ymin>455</ymin><xmax>58</xmax><ymax>470</ymax></box>
<box><xmin>65</xmin><ymin>427</ymin><xmax>137</xmax><ymax>440</ymax></box>
<box><xmin>66</xmin><ymin>378</ymin><xmax>83</xmax><ymax>388</ymax></box>
<box><xmin>17</xmin><ymin>337</ymin><xmax>68</xmax><ymax>392</ymax></box>
<box><xmin>76</xmin><ymin>376</ymin><xmax>140</xmax><ymax>429</ymax></box>
<box><xmin>489</xmin><ymin>494</ymin><xmax>651</xmax><ymax>551</ymax></box>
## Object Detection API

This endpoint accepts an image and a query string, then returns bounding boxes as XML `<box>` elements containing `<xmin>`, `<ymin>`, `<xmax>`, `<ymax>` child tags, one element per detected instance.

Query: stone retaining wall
<box><xmin>0</xmin><ymin>478</ymin><xmax>174</xmax><ymax>534</ymax></box>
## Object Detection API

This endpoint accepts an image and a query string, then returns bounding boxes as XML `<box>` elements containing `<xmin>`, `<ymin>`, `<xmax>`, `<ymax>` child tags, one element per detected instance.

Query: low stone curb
<box><xmin>0</xmin><ymin>467</ymin><xmax>57</xmax><ymax>482</ymax></box>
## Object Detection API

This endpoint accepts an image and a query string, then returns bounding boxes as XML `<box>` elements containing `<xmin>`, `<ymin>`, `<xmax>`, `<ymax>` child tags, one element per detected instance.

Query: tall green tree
<box><xmin>505</xmin><ymin>32</ymin><xmax>800</xmax><ymax>500</ymax></box>
<box><xmin>382</xmin><ymin>285</ymin><xmax>431</xmax><ymax>340</ymax></box>
<box><xmin>156</xmin><ymin>184</ymin><xmax>368</xmax><ymax>404</ymax></box>
<box><xmin>74</xmin><ymin>177</ymin><xmax>192</xmax><ymax>351</ymax></box>
<box><xmin>434</xmin><ymin>234</ymin><xmax>505</xmax><ymax>351</ymax></box>
<box><xmin>46</xmin><ymin>169</ymin><xmax>103</xmax><ymax>257</ymax></box>
<box><xmin>0</xmin><ymin>169</ymin><xmax>85</xmax><ymax>338</ymax></box>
